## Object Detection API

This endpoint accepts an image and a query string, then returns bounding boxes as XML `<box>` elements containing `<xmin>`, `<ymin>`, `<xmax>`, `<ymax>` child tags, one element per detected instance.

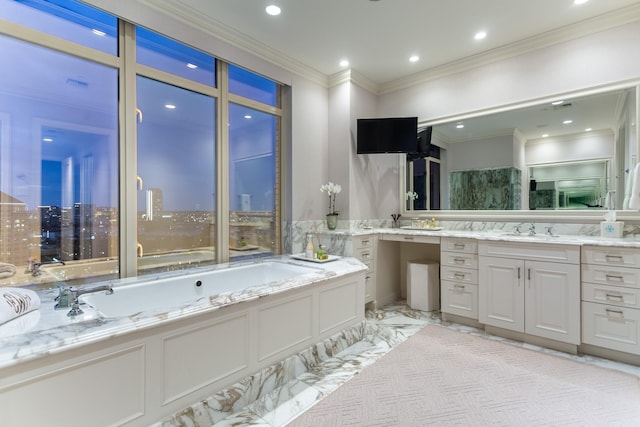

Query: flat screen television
<box><xmin>356</xmin><ymin>117</ymin><xmax>418</xmax><ymax>154</ymax></box>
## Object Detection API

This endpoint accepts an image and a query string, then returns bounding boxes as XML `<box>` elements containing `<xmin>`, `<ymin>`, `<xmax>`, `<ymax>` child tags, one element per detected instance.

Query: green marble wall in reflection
<box><xmin>450</xmin><ymin>167</ymin><xmax>521</xmax><ymax>210</ymax></box>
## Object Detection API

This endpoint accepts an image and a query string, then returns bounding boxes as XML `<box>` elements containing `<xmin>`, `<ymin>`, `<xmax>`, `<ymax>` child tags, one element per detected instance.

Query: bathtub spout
<box><xmin>55</xmin><ymin>284</ymin><xmax>114</xmax><ymax>317</ymax></box>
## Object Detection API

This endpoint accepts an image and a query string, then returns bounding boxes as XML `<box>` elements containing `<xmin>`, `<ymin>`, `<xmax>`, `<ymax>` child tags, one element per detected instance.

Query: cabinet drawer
<box><xmin>356</xmin><ymin>249</ymin><xmax>374</xmax><ymax>263</ymax></box>
<box><xmin>441</xmin><ymin>280</ymin><xmax>478</xmax><ymax>319</ymax></box>
<box><xmin>479</xmin><ymin>241</ymin><xmax>579</xmax><ymax>264</ymax></box>
<box><xmin>381</xmin><ymin>234</ymin><xmax>440</xmax><ymax>244</ymax></box>
<box><xmin>359</xmin><ymin>259</ymin><xmax>374</xmax><ymax>274</ymax></box>
<box><xmin>441</xmin><ymin>237</ymin><xmax>477</xmax><ymax>254</ymax></box>
<box><xmin>582</xmin><ymin>246</ymin><xmax>640</xmax><ymax>268</ymax></box>
<box><xmin>441</xmin><ymin>265</ymin><xmax>478</xmax><ymax>285</ymax></box>
<box><xmin>582</xmin><ymin>301</ymin><xmax>640</xmax><ymax>355</ymax></box>
<box><xmin>582</xmin><ymin>282</ymin><xmax>640</xmax><ymax>308</ymax></box>
<box><xmin>582</xmin><ymin>264</ymin><xmax>640</xmax><ymax>288</ymax></box>
<box><xmin>353</xmin><ymin>236</ymin><xmax>375</xmax><ymax>250</ymax></box>
<box><xmin>441</xmin><ymin>251</ymin><xmax>478</xmax><ymax>269</ymax></box>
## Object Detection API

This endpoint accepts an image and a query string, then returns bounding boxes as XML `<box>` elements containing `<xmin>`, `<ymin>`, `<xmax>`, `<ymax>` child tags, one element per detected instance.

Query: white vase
<box><xmin>326</xmin><ymin>213</ymin><xmax>338</xmax><ymax>230</ymax></box>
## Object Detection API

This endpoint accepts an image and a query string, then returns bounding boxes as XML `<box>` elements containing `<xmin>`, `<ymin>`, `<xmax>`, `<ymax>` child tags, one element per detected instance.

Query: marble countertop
<box><xmin>0</xmin><ymin>256</ymin><xmax>367</xmax><ymax>371</ymax></box>
<box><xmin>322</xmin><ymin>227</ymin><xmax>640</xmax><ymax>248</ymax></box>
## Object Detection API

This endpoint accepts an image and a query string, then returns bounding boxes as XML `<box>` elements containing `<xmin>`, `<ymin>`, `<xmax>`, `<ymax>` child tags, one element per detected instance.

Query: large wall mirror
<box><xmin>402</xmin><ymin>84</ymin><xmax>639</xmax><ymax>218</ymax></box>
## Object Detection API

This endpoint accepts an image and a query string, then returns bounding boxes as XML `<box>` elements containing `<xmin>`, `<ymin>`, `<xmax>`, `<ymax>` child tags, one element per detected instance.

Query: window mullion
<box><xmin>119</xmin><ymin>20</ymin><xmax>138</xmax><ymax>278</ymax></box>
<box><xmin>217</xmin><ymin>61</ymin><xmax>230</xmax><ymax>263</ymax></box>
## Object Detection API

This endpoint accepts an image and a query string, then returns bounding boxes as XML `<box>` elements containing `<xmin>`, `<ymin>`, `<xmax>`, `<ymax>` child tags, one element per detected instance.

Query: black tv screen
<box><xmin>356</xmin><ymin>117</ymin><xmax>418</xmax><ymax>154</ymax></box>
<box><xmin>417</xmin><ymin>126</ymin><xmax>432</xmax><ymax>154</ymax></box>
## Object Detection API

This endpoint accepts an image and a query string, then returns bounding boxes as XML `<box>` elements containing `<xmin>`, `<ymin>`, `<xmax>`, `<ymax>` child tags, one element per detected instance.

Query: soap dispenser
<box><xmin>304</xmin><ymin>234</ymin><xmax>315</xmax><ymax>259</ymax></box>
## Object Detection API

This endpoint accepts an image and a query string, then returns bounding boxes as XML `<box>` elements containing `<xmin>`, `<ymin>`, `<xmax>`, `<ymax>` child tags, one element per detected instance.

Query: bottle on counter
<box><xmin>304</xmin><ymin>234</ymin><xmax>315</xmax><ymax>259</ymax></box>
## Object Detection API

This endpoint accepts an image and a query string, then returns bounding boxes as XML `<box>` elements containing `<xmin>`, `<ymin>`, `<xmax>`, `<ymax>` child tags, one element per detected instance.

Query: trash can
<box><xmin>407</xmin><ymin>259</ymin><xmax>440</xmax><ymax>311</ymax></box>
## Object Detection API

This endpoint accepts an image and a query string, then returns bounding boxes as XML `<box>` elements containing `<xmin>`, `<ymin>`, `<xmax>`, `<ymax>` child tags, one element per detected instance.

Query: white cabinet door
<box><xmin>479</xmin><ymin>256</ymin><xmax>524</xmax><ymax>332</ymax></box>
<box><xmin>526</xmin><ymin>261</ymin><xmax>580</xmax><ymax>344</ymax></box>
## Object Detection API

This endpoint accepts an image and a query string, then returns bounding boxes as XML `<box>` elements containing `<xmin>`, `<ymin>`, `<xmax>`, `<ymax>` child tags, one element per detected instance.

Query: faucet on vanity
<box><xmin>27</xmin><ymin>257</ymin><xmax>65</xmax><ymax>276</ymax></box>
<box><xmin>528</xmin><ymin>223</ymin><xmax>536</xmax><ymax>236</ymax></box>
<box><xmin>55</xmin><ymin>284</ymin><xmax>114</xmax><ymax>317</ymax></box>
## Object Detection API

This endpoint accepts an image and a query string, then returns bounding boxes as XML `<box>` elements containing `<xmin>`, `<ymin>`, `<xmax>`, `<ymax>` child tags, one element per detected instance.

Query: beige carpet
<box><xmin>287</xmin><ymin>325</ymin><xmax>640</xmax><ymax>426</ymax></box>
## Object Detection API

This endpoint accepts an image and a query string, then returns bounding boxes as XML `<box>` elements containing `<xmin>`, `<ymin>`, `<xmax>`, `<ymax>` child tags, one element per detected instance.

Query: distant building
<box><xmin>146</xmin><ymin>188</ymin><xmax>163</xmax><ymax>221</ymax></box>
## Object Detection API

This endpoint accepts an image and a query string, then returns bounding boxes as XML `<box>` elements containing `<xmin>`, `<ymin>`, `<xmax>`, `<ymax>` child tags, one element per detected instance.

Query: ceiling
<box><xmin>145</xmin><ymin>0</ymin><xmax>640</xmax><ymax>85</ymax></box>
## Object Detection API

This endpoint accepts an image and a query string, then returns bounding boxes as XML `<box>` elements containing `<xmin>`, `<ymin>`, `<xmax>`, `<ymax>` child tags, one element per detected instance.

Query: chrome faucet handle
<box><xmin>514</xmin><ymin>224</ymin><xmax>522</xmax><ymax>234</ymax></box>
<box><xmin>54</xmin><ymin>285</ymin><xmax>73</xmax><ymax>309</ymax></box>
<box><xmin>545</xmin><ymin>226</ymin><xmax>554</xmax><ymax>236</ymax></box>
<box><xmin>528</xmin><ymin>223</ymin><xmax>536</xmax><ymax>236</ymax></box>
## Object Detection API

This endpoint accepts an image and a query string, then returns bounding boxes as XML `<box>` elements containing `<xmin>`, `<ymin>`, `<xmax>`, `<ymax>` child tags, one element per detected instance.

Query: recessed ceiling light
<box><xmin>585</xmin><ymin>128</ymin><xmax>592</xmax><ymax>131</ymax></box>
<box><xmin>165</xmin><ymin>104</ymin><xmax>176</xmax><ymax>109</ymax></box>
<box><xmin>563</xmin><ymin>120</ymin><xmax>573</xmax><ymax>124</ymax></box>
<box><xmin>456</xmin><ymin>123</ymin><xmax>464</xmax><ymax>129</ymax></box>
<box><xmin>339</xmin><ymin>59</ymin><xmax>349</xmax><ymax>67</ymax></box>
<box><xmin>187</xmin><ymin>63</ymin><xmax>198</xmax><ymax>69</ymax></box>
<box><xmin>551</xmin><ymin>100</ymin><xmax>564</xmax><ymax>105</ymax></box>
<box><xmin>92</xmin><ymin>29</ymin><xmax>106</xmax><ymax>36</ymax></box>
<box><xmin>266</xmin><ymin>5</ymin><xmax>281</xmax><ymax>16</ymax></box>
<box><xmin>474</xmin><ymin>31</ymin><xmax>487</xmax><ymax>40</ymax></box>
<box><xmin>542</xmin><ymin>134</ymin><xmax>549</xmax><ymax>138</ymax></box>
<box><xmin>409</xmin><ymin>55</ymin><xmax>419</xmax><ymax>63</ymax></box>
<box><xmin>574</xmin><ymin>0</ymin><xmax>588</xmax><ymax>5</ymax></box>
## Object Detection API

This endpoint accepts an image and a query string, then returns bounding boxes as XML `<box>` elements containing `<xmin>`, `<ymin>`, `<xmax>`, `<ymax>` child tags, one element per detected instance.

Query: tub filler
<box><xmin>0</xmin><ymin>256</ymin><xmax>366</xmax><ymax>427</ymax></box>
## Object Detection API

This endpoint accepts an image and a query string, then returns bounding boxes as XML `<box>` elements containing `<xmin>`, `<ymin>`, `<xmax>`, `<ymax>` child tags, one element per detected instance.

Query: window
<box><xmin>1</xmin><ymin>0</ymin><xmax>118</xmax><ymax>54</ymax></box>
<box><xmin>0</xmin><ymin>34</ymin><xmax>119</xmax><ymax>279</ymax></box>
<box><xmin>229</xmin><ymin>64</ymin><xmax>279</xmax><ymax>106</ymax></box>
<box><xmin>0</xmin><ymin>0</ymin><xmax>284</xmax><ymax>287</ymax></box>
<box><xmin>228</xmin><ymin>103</ymin><xmax>279</xmax><ymax>259</ymax></box>
<box><xmin>136</xmin><ymin>76</ymin><xmax>216</xmax><ymax>272</ymax></box>
<box><xmin>136</xmin><ymin>27</ymin><xmax>216</xmax><ymax>87</ymax></box>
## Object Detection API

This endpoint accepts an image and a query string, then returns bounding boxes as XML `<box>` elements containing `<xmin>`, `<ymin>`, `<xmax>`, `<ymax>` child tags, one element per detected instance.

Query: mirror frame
<box><xmin>399</xmin><ymin>81</ymin><xmax>640</xmax><ymax>223</ymax></box>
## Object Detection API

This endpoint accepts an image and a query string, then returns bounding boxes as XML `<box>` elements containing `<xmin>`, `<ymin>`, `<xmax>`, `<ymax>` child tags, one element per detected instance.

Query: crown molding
<box><xmin>328</xmin><ymin>69</ymin><xmax>379</xmax><ymax>94</ymax></box>
<box><xmin>140</xmin><ymin>0</ymin><xmax>640</xmax><ymax>95</ymax></box>
<box><xmin>380</xmin><ymin>3</ymin><xmax>640</xmax><ymax>95</ymax></box>
<box><xmin>139</xmin><ymin>0</ymin><xmax>329</xmax><ymax>88</ymax></box>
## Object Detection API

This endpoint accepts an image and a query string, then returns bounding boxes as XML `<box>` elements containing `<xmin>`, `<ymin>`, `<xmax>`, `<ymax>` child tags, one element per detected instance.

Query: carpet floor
<box><xmin>286</xmin><ymin>324</ymin><xmax>640</xmax><ymax>426</ymax></box>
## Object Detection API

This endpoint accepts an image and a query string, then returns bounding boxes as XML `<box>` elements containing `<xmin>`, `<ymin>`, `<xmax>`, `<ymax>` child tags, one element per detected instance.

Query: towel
<box><xmin>628</xmin><ymin>163</ymin><xmax>640</xmax><ymax>210</ymax></box>
<box><xmin>0</xmin><ymin>287</ymin><xmax>40</xmax><ymax>325</ymax></box>
<box><xmin>0</xmin><ymin>263</ymin><xmax>16</xmax><ymax>279</ymax></box>
<box><xmin>623</xmin><ymin>166</ymin><xmax>635</xmax><ymax>209</ymax></box>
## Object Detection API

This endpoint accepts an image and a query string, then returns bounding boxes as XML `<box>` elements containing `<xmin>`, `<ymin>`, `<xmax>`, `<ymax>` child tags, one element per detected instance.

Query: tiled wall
<box><xmin>450</xmin><ymin>167</ymin><xmax>522</xmax><ymax>210</ymax></box>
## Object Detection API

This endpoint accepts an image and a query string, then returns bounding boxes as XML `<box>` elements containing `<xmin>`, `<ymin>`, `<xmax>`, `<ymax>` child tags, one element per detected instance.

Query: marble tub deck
<box><xmin>159</xmin><ymin>303</ymin><xmax>640</xmax><ymax>427</ymax></box>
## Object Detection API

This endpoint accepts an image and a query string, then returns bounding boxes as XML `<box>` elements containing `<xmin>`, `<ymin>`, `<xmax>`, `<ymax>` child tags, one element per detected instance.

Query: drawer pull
<box><xmin>453</xmin><ymin>243</ymin><xmax>465</xmax><ymax>249</ymax></box>
<box><xmin>605</xmin><ymin>308</ymin><xmax>625</xmax><ymax>318</ymax></box>
<box><xmin>605</xmin><ymin>255</ymin><xmax>624</xmax><ymax>263</ymax></box>
<box><xmin>454</xmin><ymin>272</ymin><xmax>465</xmax><ymax>279</ymax></box>
<box><xmin>605</xmin><ymin>294</ymin><xmax>624</xmax><ymax>302</ymax></box>
<box><xmin>404</xmin><ymin>236</ymin><xmax>414</xmax><ymax>240</ymax></box>
<box><xmin>361</xmin><ymin>252</ymin><xmax>371</xmax><ymax>259</ymax></box>
<box><xmin>362</xmin><ymin>239</ymin><xmax>370</xmax><ymax>246</ymax></box>
<box><xmin>605</xmin><ymin>274</ymin><xmax>624</xmax><ymax>282</ymax></box>
<box><xmin>454</xmin><ymin>284</ymin><xmax>466</xmax><ymax>291</ymax></box>
<box><xmin>453</xmin><ymin>258</ymin><xmax>465</xmax><ymax>265</ymax></box>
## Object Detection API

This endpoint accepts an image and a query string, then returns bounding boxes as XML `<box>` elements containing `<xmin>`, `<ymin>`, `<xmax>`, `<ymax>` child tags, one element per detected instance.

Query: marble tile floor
<box><xmin>198</xmin><ymin>303</ymin><xmax>640</xmax><ymax>426</ymax></box>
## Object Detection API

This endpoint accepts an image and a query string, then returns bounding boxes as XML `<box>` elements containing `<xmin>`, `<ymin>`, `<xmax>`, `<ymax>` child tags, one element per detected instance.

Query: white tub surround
<box><xmin>0</xmin><ymin>256</ymin><xmax>366</xmax><ymax>427</ymax></box>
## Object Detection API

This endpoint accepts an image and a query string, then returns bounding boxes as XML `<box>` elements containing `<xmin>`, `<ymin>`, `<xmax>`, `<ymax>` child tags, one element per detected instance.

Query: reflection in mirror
<box><xmin>529</xmin><ymin>160</ymin><xmax>609</xmax><ymax>210</ymax></box>
<box><xmin>404</xmin><ymin>85</ymin><xmax>637</xmax><ymax>212</ymax></box>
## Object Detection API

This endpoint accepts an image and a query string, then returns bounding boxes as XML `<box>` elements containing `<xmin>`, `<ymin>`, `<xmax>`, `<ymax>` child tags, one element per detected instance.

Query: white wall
<box><xmin>448</xmin><ymin>134</ymin><xmax>515</xmax><ymax>171</ymax></box>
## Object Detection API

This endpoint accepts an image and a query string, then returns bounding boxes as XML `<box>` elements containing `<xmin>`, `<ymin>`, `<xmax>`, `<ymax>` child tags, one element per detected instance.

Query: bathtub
<box><xmin>0</xmin><ymin>256</ymin><xmax>366</xmax><ymax>426</ymax></box>
<box><xmin>81</xmin><ymin>260</ymin><xmax>321</xmax><ymax>317</ymax></box>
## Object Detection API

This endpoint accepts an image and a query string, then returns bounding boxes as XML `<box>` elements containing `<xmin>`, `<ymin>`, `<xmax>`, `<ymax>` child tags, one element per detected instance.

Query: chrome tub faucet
<box><xmin>55</xmin><ymin>284</ymin><xmax>114</xmax><ymax>317</ymax></box>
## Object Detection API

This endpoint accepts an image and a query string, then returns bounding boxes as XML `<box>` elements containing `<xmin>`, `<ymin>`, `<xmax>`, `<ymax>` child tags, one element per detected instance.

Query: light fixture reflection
<box><xmin>165</xmin><ymin>104</ymin><xmax>176</xmax><ymax>109</ymax></box>
<box><xmin>266</xmin><ymin>5</ymin><xmax>281</xmax><ymax>15</ymax></box>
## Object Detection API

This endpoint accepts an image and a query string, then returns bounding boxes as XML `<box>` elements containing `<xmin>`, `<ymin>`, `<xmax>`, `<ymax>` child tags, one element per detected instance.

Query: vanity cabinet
<box><xmin>440</xmin><ymin>237</ymin><xmax>479</xmax><ymax>319</ymax></box>
<box><xmin>479</xmin><ymin>241</ymin><xmax>580</xmax><ymax>344</ymax></box>
<box><xmin>582</xmin><ymin>245</ymin><xmax>640</xmax><ymax>355</ymax></box>
<box><xmin>351</xmin><ymin>235</ymin><xmax>376</xmax><ymax>304</ymax></box>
